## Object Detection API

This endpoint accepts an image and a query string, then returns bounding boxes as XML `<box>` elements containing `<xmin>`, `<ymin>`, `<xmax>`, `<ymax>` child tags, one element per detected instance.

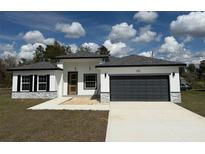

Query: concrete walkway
<box><xmin>28</xmin><ymin>97</ymin><xmax>109</xmax><ymax>111</ymax></box>
<box><xmin>106</xmin><ymin>102</ymin><xmax>205</xmax><ymax>141</ymax></box>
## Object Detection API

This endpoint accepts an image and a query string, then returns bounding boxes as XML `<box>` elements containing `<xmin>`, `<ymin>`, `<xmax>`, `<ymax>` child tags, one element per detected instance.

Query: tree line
<box><xmin>0</xmin><ymin>41</ymin><xmax>110</xmax><ymax>88</ymax></box>
<box><xmin>180</xmin><ymin>61</ymin><xmax>205</xmax><ymax>89</ymax></box>
<box><xmin>33</xmin><ymin>41</ymin><xmax>110</xmax><ymax>62</ymax></box>
<box><xmin>1</xmin><ymin>40</ymin><xmax>205</xmax><ymax>89</ymax></box>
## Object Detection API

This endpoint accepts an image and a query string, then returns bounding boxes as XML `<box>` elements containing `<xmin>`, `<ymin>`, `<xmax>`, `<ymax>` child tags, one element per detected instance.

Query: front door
<box><xmin>68</xmin><ymin>72</ymin><xmax>78</xmax><ymax>95</ymax></box>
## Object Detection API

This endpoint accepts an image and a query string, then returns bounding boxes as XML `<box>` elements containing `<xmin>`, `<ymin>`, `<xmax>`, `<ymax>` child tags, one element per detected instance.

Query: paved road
<box><xmin>106</xmin><ymin>102</ymin><xmax>205</xmax><ymax>141</ymax></box>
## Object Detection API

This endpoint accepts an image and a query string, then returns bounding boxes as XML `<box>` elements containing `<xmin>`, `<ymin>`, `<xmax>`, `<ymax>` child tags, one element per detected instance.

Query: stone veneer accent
<box><xmin>12</xmin><ymin>91</ymin><xmax>57</xmax><ymax>99</ymax></box>
<box><xmin>170</xmin><ymin>92</ymin><xmax>181</xmax><ymax>103</ymax></box>
<box><xmin>100</xmin><ymin>92</ymin><xmax>110</xmax><ymax>103</ymax></box>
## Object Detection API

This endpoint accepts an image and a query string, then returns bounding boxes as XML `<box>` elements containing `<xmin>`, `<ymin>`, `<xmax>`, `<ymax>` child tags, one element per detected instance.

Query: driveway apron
<box><xmin>106</xmin><ymin>102</ymin><xmax>205</xmax><ymax>141</ymax></box>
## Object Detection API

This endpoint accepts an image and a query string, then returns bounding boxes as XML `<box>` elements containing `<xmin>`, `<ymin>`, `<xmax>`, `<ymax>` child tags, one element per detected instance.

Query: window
<box><xmin>38</xmin><ymin>75</ymin><xmax>47</xmax><ymax>91</ymax></box>
<box><xmin>22</xmin><ymin>76</ymin><xmax>30</xmax><ymax>91</ymax></box>
<box><xmin>84</xmin><ymin>74</ymin><xmax>97</xmax><ymax>89</ymax></box>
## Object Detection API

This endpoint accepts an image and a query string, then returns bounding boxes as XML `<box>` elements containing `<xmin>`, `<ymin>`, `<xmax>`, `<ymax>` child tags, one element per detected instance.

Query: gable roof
<box><xmin>96</xmin><ymin>55</ymin><xmax>186</xmax><ymax>67</ymax></box>
<box><xmin>7</xmin><ymin>62</ymin><xmax>63</xmax><ymax>71</ymax></box>
<box><xmin>54</xmin><ymin>51</ymin><xmax>108</xmax><ymax>59</ymax></box>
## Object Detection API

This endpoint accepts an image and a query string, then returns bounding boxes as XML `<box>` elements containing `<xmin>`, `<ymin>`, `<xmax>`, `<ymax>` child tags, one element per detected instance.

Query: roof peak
<box><xmin>55</xmin><ymin>51</ymin><xmax>109</xmax><ymax>59</ymax></box>
<box><xmin>96</xmin><ymin>54</ymin><xmax>186</xmax><ymax>67</ymax></box>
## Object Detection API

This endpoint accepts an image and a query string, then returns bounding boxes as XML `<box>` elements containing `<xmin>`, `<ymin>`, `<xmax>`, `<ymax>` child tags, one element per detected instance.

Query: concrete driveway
<box><xmin>106</xmin><ymin>102</ymin><xmax>205</xmax><ymax>141</ymax></box>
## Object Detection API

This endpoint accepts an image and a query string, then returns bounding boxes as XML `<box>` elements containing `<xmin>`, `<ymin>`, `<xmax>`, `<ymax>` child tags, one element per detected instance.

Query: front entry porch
<box><xmin>28</xmin><ymin>96</ymin><xmax>109</xmax><ymax>111</ymax></box>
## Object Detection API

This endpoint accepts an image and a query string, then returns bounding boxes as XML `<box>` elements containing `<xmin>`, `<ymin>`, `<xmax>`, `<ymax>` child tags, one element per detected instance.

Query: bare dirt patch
<box><xmin>62</xmin><ymin>96</ymin><xmax>100</xmax><ymax>105</ymax></box>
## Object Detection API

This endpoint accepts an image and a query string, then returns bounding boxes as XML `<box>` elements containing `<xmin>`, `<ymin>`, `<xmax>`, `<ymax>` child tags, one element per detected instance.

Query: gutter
<box><xmin>95</xmin><ymin>64</ymin><xmax>186</xmax><ymax>68</ymax></box>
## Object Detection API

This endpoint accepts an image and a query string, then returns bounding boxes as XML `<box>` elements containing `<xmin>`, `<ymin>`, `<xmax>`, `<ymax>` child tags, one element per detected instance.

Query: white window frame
<box><xmin>84</xmin><ymin>74</ymin><xmax>97</xmax><ymax>90</ymax></box>
<box><xmin>21</xmin><ymin>75</ymin><xmax>30</xmax><ymax>91</ymax></box>
<box><xmin>37</xmin><ymin>75</ymin><xmax>47</xmax><ymax>91</ymax></box>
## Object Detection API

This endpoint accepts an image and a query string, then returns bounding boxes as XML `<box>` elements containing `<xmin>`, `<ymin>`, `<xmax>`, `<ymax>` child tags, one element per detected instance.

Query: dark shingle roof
<box><xmin>96</xmin><ymin>55</ymin><xmax>186</xmax><ymax>67</ymax></box>
<box><xmin>7</xmin><ymin>62</ymin><xmax>62</xmax><ymax>71</ymax></box>
<box><xmin>54</xmin><ymin>51</ymin><xmax>108</xmax><ymax>59</ymax></box>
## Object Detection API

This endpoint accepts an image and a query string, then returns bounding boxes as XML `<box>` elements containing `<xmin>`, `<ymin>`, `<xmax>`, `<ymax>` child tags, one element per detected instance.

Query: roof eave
<box><xmin>53</xmin><ymin>56</ymin><xmax>109</xmax><ymax>59</ymax></box>
<box><xmin>95</xmin><ymin>64</ymin><xmax>186</xmax><ymax>68</ymax></box>
<box><xmin>7</xmin><ymin>68</ymin><xmax>63</xmax><ymax>71</ymax></box>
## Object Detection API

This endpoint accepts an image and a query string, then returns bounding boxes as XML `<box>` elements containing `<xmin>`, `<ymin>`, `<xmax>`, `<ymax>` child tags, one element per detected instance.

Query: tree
<box><xmin>187</xmin><ymin>64</ymin><xmax>196</xmax><ymax>73</ymax></box>
<box><xmin>179</xmin><ymin>66</ymin><xmax>186</xmax><ymax>77</ymax></box>
<box><xmin>65</xmin><ymin>45</ymin><xmax>72</xmax><ymax>54</ymax></box>
<box><xmin>77</xmin><ymin>46</ymin><xmax>91</xmax><ymax>53</ymax></box>
<box><xmin>96</xmin><ymin>45</ymin><xmax>110</xmax><ymax>56</ymax></box>
<box><xmin>199</xmin><ymin>60</ymin><xmax>205</xmax><ymax>72</ymax></box>
<box><xmin>45</xmin><ymin>41</ymin><xmax>68</xmax><ymax>60</ymax></box>
<box><xmin>1</xmin><ymin>55</ymin><xmax>18</xmax><ymax>88</ymax></box>
<box><xmin>199</xmin><ymin>60</ymin><xmax>205</xmax><ymax>80</ymax></box>
<box><xmin>0</xmin><ymin>58</ymin><xmax>6</xmax><ymax>88</ymax></box>
<box><xmin>33</xmin><ymin>45</ymin><xmax>45</xmax><ymax>62</ymax></box>
<box><xmin>33</xmin><ymin>42</ymin><xmax>72</xmax><ymax>62</ymax></box>
<box><xmin>2</xmin><ymin>54</ymin><xmax>17</xmax><ymax>68</ymax></box>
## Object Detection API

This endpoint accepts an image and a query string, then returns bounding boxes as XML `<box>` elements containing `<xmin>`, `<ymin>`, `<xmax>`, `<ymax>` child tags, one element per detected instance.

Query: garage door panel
<box><xmin>110</xmin><ymin>75</ymin><xmax>169</xmax><ymax>101</ymax></box>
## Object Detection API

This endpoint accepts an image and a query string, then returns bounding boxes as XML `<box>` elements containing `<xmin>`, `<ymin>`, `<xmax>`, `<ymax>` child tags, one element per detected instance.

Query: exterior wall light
<box><xmin>104</xmin><ymin>73</ymin><xmax>107</xmax><ymax>78</ymax></box>
<box><xmin>172</xmin><ymin>72</ymin><xmax>175</xmax><ymax>77</ymax></box>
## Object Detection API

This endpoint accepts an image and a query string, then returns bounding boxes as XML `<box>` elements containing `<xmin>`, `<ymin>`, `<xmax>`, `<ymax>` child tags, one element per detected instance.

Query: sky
<box><xmin>0</xmin><ymin>11</ymin><xmax>205</xmax><ymax>63</ymax></box>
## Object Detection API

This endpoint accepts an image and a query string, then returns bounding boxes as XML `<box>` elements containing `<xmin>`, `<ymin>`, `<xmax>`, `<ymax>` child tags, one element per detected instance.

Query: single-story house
<box><xmin>8</xmin><ymin>51</ymin><xmax>186</xmax><ymax>103</ymax></box>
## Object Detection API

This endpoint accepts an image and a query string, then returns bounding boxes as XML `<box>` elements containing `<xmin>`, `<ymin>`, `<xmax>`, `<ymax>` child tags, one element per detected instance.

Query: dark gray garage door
<box><xmin>110</xmin><ymin>75</ymin><xmax>170</xmax><ymax>101</ymax></box>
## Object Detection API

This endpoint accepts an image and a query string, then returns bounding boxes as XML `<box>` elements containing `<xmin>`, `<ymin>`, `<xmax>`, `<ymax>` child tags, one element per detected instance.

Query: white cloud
<box><xmin>134</xmin><ymin>11</ymin><xmax>158</xmax><ymax>23</ymax></box>
<box><xmin>32</xmin><ymin>43</ymin><xmax>46</xmax><ymax>49</ymax></box>
<box><xmin>21</xmin><ymin>30</ymin><xmax>54</xmax><ymax>59</ymax></box>
<box><xmin>81</xmin><ymin>42</ymin><xmax>99</xmax><ymax>53</ymax></box>
<box><xmin>69</xmin><ymin>44</ymin><xmax>78</xmax><ymax>53</ymax></box>
<box><xmin>191</xmin><ymin>51</ymin><xmax>205</xmax><ymax>64</ymax></box>
<box><xmin>193</xmin><ymin>51</ymin><xmax>205</xmax><ymax>58</ymax></box>
<box><xmin>158</xmin><ymin>36</ymin><xmax>196</xmax><ymax>63</ymax></box>
<box><xmin>18</xmin><ymin>43</ymin><xmax>46</xmax><ymax>59</ymax></box>
<box><xmin>158</xmin><ymin>36</ymin><xmax>205</xmax><ymax>63</ymax></box>
<box><xmin>0</xmin><ymin>44</ymin><xmax>14</xmax><ymax>53</ymax></box>
<box><xmin>133</xmin><ymin>25</ymin><xmax>160</xmax><ymax>42</ymax></box>
<box><xmin>23</xmin><ymin>30</ymin><xmax>55</xmax><ymax>45</ymax></box>
<box><xmin>170</xmin><ymin>12</ymin><xmax>205</xmax><ymax>37</ymax></box>
<box><xmin>103</xmin><ymin>40</ymin><xmax>132</xmax><ymax>57</ymax></box>
<box><xmin>183</xmin><ymin>36</ymin><xmax>193</xmax><ymax>43</ymax></box>
<box><xmin>18</xmin><ymin>44</ymin><xmax>34</xmax><ymax>59</ymax></box>
<box><xmin>55</xmin><ymin>22</ymin><xmax>86</xmax><ymax>38</ymax></box>
<box><xmin>138</xmin><ymin>51</ymin><xmax>153</xmax><ymax>57</ymax></box>
<box><xmin>23</xmin><ymin>31</ymin><xmax>44</xmax><ymax>43</ymax></box>
<box><xmin>159</xmin><ymin>36</ymin><xmax>186</xmax><ymax>54</ymax></box>
<box><xmin>43</xmin><ymin>38</ymin><xmax>55</xmax><ymax>45</ymax></box>
<box><xmin>108</xmin><ymin>22</ymin><xmax>137</xmax><ymax>42</ymax></box>
<box><xmin>1</xmin><ymin>51</ymin><xmax>17</xmax><ymax>57</ymax></box>
<box><xmin>0</xmin><ymin>33</ymin><xmax>22</xmax><ymax>41</ymax></box>
<box><xmin>0</xmin><ymin>43</ymin><xmax>17</xmax><ymax>57</ymax></box>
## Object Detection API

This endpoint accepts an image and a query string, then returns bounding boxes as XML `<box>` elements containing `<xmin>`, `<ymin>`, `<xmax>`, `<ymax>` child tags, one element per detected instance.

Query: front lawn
<box><xmin>0</xmin><ymin>91</ymin><xmax>108</xmax><ymax>141</ymax></box>
<box><xmin>180</xmin><ymin>90</ymin><xmax>205</xmax><ymax>117</ymax></box>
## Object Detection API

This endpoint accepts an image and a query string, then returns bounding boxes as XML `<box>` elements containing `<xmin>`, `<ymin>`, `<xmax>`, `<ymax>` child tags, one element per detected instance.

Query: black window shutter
<box><xmin>29</xmin><ymin>75</ymin><xmax>33</xmax><ymax>92</ymax></box>
<box><xmin>17</xmin><ymin>75</ymin><xmax>21</xmax><ymax>92</ymax></box>
<box><xmin>46</xmin><ymin>74</ymin><xmax>50</xmax><ymax>91</ymax></box>
<box><xmin>34</xmin><ymin>75</ymin><xmax>37</xmax><ymax>92</ymax></box>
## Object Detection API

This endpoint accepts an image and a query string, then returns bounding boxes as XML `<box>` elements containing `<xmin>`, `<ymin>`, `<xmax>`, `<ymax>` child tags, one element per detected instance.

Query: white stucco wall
<box><xmin>12</xmin><ymin>75</ymin><xmax>18</xmax><ymax>92</ymax></box>
<box><xmin>61</xmin><ymin>59</ymin><xmax>101</xmax><ymax>96</ymax></box>
<box><xmin>12</xmin><ymin>70</ymin><xmax>62</xmax><ymax>93</ymax></box>
<box><xmin>98</xmin><ymin>66</ymin><xmax>180</xmax><ymax>93</ymax></box>
<box><xmin>55</xmin><ymin>70</ymin><xmax>63</xmax><ymax>97</ymax></box>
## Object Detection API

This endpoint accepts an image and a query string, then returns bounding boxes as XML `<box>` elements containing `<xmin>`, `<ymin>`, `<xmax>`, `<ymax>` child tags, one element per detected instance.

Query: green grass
<box><xmin>180</xmin><ymin>90</ymin><xmax>205</xmax><ymax>117</ymax></box>
<box><xmin>191</xmin><ymin>80</ymin><xmax>205</xmax><ymax>89</ymax></box>
<box><xmin>1</xmin><ymin>88</ymin><xmax>204</xmax><ymax>141</ymax></box>
<box><xmin>0</xmin><ymin>91</ymin><xmax>108</xmax><ymax>141</ymax></box>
